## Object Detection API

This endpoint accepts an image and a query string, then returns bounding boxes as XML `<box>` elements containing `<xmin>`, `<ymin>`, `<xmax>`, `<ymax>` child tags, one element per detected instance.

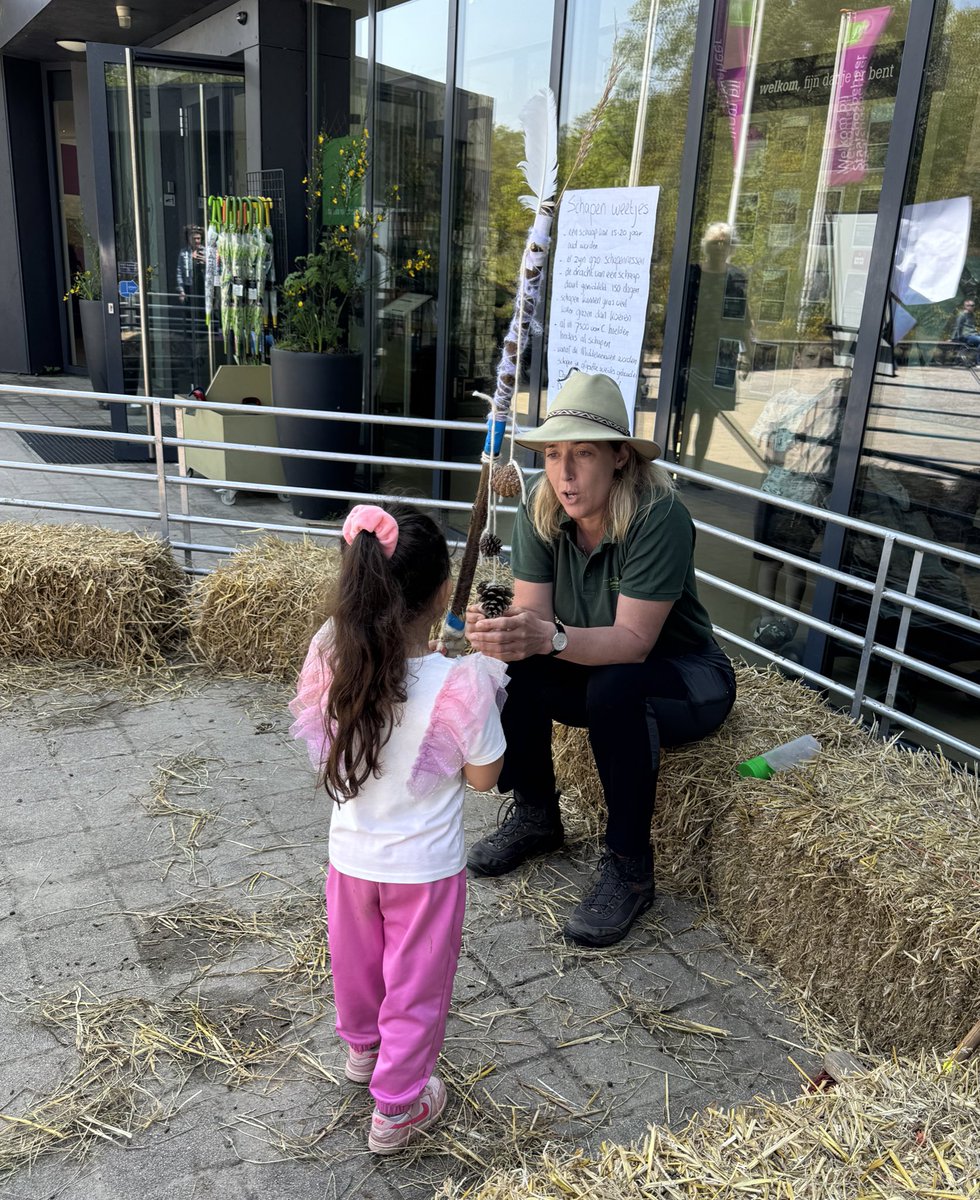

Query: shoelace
<box><xmin>582</xmin><ymin>853</ymin><xmax>629</xmax><ymax>913</ymax></box>
<box><xmin>485</xmin><ymin>798</ymin><xmax>525</xmax><ymax>844</ymax></box>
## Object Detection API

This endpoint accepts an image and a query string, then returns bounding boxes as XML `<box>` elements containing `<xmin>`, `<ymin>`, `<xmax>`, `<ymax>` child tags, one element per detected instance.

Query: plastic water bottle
<box><xmin>737</xmin><ymin>734</ymin><xmax>821</xmax><ymax>779</ymax></box>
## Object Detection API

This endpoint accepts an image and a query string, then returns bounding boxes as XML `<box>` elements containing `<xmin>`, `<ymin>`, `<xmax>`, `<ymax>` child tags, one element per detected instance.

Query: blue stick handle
<box><xmin>483</xmin><ymin>416</ymin><xmax>507</xmax><ymax>457</ymax></box>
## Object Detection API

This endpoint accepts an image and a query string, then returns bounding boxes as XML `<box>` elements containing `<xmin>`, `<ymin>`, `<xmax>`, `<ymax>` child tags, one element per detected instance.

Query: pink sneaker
<box><xmin>367</xmin><ymin>1075</ymin><xmax>447</xmax><ymax>1154</ymax></box>
<box><xmin>344</xmin><ymin>1043</ymin><xmax>379</xmax><ymax>1084</ymax></box>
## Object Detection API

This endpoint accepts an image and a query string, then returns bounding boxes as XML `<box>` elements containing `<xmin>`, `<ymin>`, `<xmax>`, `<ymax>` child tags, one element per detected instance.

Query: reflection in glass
<box><xmin>558</xmin><ymin>0</ymin><xmax>699</xmax><ymax>442</ymax></box>
<box><xmin>367</xmin><ymin>0</ymin><xmax>450</xmax><ymax>497</ymax></box>
<box><xmin>50</xmin><ymin>78</ymin><xmax>87</xmax><ymax>371</ymax></box>
<box><xmin>443</xmin><ymin>0</ymin><xmax>553</xmax><ymax>506</ymax></box>
<box><xmin>680</xmin><ymin>221</ymin><xmax>754</xmax><ymax>473</ymax></box>
<box><xmin>104</xmin><ymin>63</ymin><xmax>246</xmax><ymax>398</ymax></box>
<box><xmin>672</xmin><ymin>0</ymin><xmax>909</xmax><ymax>671</ymax></box>
<box><xmin>839</xmin><ymin>0</ymin><xmax>980</xmax><ymax>749</ymax></box>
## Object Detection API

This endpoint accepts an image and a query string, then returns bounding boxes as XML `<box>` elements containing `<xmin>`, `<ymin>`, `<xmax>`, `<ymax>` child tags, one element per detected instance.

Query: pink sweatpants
<box><xmin>325</xmin><ymin>865</ymin><xmax>466</xmax><ymax>1115</ymax></box>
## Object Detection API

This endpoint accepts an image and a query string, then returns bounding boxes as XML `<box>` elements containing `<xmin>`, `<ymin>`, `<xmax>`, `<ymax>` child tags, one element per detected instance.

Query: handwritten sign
<box><xmin>547</xmin><ymin>186</ymin><xmax>659</xmax><ymax>422</ymax></box>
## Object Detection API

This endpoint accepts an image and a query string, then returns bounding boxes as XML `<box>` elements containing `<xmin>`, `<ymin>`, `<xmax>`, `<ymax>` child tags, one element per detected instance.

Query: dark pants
<box><xmin>499</xmin><ymin>641</ymin><xmax>736</xmax><ymax>857</ymax></box>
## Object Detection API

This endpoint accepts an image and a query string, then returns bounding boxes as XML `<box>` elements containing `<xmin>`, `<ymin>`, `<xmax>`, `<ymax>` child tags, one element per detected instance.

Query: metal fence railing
<box><xmin>2</xmin><ymin>380</ymin><xmax>978</xmax><ymax>765</ymax></box>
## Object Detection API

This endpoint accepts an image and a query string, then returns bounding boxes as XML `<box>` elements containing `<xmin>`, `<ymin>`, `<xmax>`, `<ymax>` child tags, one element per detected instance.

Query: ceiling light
<box><xmin>116</xmin><ymin>5</ymin><xmax>132</xmax><ymax>29</ymax></box>
<box><xmin>56</xmin><ymin>39</ymin><xmax>87</xmax><ymax>52</ymax></box>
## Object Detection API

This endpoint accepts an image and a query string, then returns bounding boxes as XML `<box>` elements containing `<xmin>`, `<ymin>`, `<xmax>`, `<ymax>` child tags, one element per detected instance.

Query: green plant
<box><xmin>63</xmin><ymin>229</ymin><xmax>102</xmax><ymax>302</ymax></box>
<box><xmin>277</xmin><ymin>130</ymin><xmax>428</xmax><ymax>354</ymax></box>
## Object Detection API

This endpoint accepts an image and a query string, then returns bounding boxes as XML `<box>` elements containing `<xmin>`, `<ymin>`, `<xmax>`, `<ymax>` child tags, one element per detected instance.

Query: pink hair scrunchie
<box><xmin>342</xmin><ymin>504</ymin><xmax>399</xmax><ymax>559</ymax></box>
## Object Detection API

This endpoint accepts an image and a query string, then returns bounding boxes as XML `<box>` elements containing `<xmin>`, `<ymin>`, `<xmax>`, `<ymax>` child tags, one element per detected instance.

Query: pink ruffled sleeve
<box><xmin>409</xmin><ymin>653</ymin><xmax>508</xmax><ymax>799</ymax></box>
<box><xmin>288</xmin><ymin>622</ymin><xmax>334</xmax><ymax>769</ymax></box>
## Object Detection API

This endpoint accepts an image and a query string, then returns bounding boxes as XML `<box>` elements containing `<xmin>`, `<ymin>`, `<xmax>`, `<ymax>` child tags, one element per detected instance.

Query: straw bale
<box><xmin>553</xmin><ymin>665</ymin><xmax>858</xmax><ymax>892</ymax></box>
<box><xmin>0</xmin><ymin>522</ymin><xmax>185</xmax><ymax>669</ymax></box>
<box><xmin>187</xmin><ymin>536</ymin><xmax>514</xmax><ymax>681</ymax></box>
<box><xmin>711</xmin><ymin>734</ymin><xmax>980</xmax><ymax>1050</ymax></box>
<box><xmin>435</xmin><ymin>1053</ymin><xmax>980</xmax><ymax>1200</ymax></box>
<box><xmin>187</xmin><ymin>536</ymin><xmax>338</xmax><ymax>679</ymax></box>
<box><xmin>553</xmin><ymin>664</ymin><xmax>980</xmax><ymax>1049</ymax></box>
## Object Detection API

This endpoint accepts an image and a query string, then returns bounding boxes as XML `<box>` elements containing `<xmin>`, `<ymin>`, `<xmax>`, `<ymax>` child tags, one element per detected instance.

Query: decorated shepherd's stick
<box><xmin>441</xmin><ymin>88</ymin><xmax>559</xmax><ymax>655</ymax></box>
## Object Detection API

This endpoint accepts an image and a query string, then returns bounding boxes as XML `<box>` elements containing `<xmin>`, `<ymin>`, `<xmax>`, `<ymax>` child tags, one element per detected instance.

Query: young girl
<box><xmin>290</xmin><ymin>502</ymin><xmax>506</xmax><ymax>1154</ymax></box>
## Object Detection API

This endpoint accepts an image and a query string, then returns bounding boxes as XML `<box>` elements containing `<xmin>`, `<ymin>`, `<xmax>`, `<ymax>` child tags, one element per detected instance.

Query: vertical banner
<box><xmin>712</xmin><ymin>0</ymin><xmax>755</xmax><ymax>163</ymax></box>
<box><xmin>547</xmin><ymin>187</ymin><xmax>660</xmax><ymax>424</ymax></box>
<box><xmin>827</xmin><ymin>7</ymin><xmax>892</xmax><ymax>185</ymax></box>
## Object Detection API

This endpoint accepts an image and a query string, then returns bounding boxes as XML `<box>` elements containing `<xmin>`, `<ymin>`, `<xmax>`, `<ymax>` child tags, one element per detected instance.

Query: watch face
<box><xmin>553</xmin><ymin>630</ymin><xmax>569</xmax><ymax>653</ymax></box>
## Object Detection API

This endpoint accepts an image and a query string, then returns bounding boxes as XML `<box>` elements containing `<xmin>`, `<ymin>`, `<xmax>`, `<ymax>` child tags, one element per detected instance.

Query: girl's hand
<box><xmin>428</xmin><ymin>638</ymin><xmax>447</xmax><ymax>655</ymax></box>
<box><xmin>466</xmin><ymin>604</ymin><xmax>550</xmax><ymax>662</ymax></box>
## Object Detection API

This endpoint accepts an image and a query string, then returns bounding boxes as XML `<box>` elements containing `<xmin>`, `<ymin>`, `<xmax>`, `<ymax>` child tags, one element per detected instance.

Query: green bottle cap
<box><xmin>737</xmin><ymin>756</ymin><xmax>774</xmax><ymax>779</ymax></box>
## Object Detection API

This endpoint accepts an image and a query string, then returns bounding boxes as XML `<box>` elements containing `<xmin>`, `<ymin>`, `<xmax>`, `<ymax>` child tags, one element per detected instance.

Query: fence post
<box><xmin>151</xmin><ymin>397</ymin><xmax>170</xmax><ymax>542</ymax></box>
<box><xmin>850</xmin><ymin>534</ymin><xmax>895</xmax><ymax>720</ymax></box>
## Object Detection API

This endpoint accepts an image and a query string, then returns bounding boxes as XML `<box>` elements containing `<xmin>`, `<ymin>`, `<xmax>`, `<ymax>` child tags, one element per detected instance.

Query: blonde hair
<box><xmin>529</xmin><ymin>444</ymin><xmax>675</xmax><ymax>543</ymax></box>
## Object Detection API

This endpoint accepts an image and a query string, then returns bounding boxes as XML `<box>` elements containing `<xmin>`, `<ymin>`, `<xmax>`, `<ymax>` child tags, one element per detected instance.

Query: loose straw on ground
<box><xmin>433</xmin><ymin>1054</ymin><xmax>980</xmax><ymax>1200</ymax></box>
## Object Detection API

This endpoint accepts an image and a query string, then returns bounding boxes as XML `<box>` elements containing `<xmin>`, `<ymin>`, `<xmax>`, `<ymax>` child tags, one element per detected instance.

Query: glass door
<box><xmin>87</xmin><ymin>44</ymin><xmax>246</xmax><ymax>456</ymax></box>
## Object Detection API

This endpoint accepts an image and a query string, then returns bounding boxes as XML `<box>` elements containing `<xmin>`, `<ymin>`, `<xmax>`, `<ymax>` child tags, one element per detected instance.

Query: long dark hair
<box><xmin>322</xmin><ymin>502</ymin><xmax>450</xmax><ymax>803</ymax></box>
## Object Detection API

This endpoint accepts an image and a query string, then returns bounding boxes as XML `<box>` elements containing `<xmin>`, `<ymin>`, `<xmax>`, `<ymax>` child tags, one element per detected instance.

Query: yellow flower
<box><xmin>317</xmin><ymin>133</ymin><xmax>324</xmax><ymax>145</ymax></box>
<box><xmin>298</xmin><ymin>300</ymin><xmax>304</xmax><ymax>307</ymax></box>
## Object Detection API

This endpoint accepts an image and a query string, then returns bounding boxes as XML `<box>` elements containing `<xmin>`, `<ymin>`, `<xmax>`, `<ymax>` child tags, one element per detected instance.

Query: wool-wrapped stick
<box><xmin>440</xmin><ymin>90</ymin><xmax>558</xmax><ymax>656</ymax></box>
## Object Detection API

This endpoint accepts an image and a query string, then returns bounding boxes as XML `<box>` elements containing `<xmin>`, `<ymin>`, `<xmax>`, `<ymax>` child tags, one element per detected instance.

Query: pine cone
<box><xmin>479</xmin><ymin>531</ymin><xmax>502</xmax><ymax>559</ymax></box>
<box><xmin>491</xmin><ymin>462</ymin><xmax>521</xmax><ymax>498</ymax></box>
<box><xmin>476</xmin><ymin>580</ymin><xmax>513</xmax><ymax>619</ymax></box>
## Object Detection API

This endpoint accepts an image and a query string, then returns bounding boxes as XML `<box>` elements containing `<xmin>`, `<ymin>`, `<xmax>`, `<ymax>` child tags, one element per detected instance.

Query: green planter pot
<box><xmin>270</xmin><ymin>347</ymin><xmax>363</xmax><ymax>520</ymax></box>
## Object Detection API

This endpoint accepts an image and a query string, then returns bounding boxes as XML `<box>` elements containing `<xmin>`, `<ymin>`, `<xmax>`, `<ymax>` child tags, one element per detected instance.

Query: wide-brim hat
<box><xmin>514</xmin><ymin>371</ymin><xmax>661</xmax><ymax>460</ymax></box>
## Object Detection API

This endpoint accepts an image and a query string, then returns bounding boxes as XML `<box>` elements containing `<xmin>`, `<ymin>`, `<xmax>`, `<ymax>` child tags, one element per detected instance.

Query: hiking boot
<box><xmin>466</xmin><ymin>796</ymin><xmax>564</xmax><ymax>876</ymax></box>
<box><xmin>344</xmin><ymin>1042</ymin><xmax>379</xmax><ymax>1084</ymax></box>
<box><xmin>563</xmin><ymin>850</ymin><xmax>654</xmax><ymax>947</ymax></box>
<box><xmin>367</xmin><ymin>1074</ymin><xmax>447</xmax><ymax>1154</ymax></box>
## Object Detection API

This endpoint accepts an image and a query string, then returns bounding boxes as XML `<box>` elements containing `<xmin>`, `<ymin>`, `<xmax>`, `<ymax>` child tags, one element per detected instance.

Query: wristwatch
<box><xmin>549</xmin><ymin>618</ymin><xmax>568</xmax><ymax>657</ymax></box>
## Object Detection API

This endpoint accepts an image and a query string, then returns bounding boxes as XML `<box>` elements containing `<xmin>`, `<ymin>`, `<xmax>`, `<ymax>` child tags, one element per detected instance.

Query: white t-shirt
<box><xmin>290</xmin><ymin>638</ymin><xmax>506</xmax><ymax>884</ymax></box>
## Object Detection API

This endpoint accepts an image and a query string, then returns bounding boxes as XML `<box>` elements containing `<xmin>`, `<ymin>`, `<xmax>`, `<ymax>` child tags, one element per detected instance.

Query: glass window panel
<box><xmin>553</xmin><ymin>0</ymin><xmax>701</xmax><ymax>449</ymax></box>
<box><xmin>50</xmin><ymin>81</ymin><xmax>85</xmax><ymax>369</ymax></box>
<box><xmin>104</xmin><ymin>63</ymin><xmax>245</xmax><ymax>399</ymax></box>
<box><xmin>367</xmin><ymin>0</ymin><xmax>450</xmax><ymax>497</ymax></box>
<box><xmin>841</xmin><ymin>0</ymin><xmax>980</xmax><ymax>754</ymax></box>
<box><xmin>671</xmin><ymin>0</ymin><xmax>909</xmax><ymax>673</ymax></box>
<box><xmin>443</xmin><ymin>0</ymin><xmax>554</xmax><ymax>509</ymax></box>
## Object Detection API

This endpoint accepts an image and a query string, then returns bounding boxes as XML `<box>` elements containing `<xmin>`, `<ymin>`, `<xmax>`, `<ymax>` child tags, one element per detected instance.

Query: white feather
<box><xmin>517</xmin><ymin>88</ymin><xmax>558</xmax><ymax>213</ymax></box>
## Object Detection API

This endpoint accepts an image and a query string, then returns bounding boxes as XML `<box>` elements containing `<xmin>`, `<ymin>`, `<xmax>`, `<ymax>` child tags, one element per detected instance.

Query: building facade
<box><xmin>1</xmin><ymin>0</ymin><xmax>978</xmax><ymax>747</ymax></box>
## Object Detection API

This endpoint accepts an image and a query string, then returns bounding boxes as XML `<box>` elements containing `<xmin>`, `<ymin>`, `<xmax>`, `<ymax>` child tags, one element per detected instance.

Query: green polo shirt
<box><xmin>511</xmin><ymin>489</ymin><xmax>715</xmax><ymax>657</ymax></box>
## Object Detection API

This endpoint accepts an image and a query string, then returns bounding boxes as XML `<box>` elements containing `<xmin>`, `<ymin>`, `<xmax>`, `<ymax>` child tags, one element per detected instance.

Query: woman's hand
<box><xmin>465</xmin><ymin>604</ymin><xmax>551</xmax><ymax>662</ymax></box>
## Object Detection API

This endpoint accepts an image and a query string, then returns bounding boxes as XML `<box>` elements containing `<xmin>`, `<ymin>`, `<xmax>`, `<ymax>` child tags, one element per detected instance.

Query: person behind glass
<box><xmin>289</xmin><ymin>503</ymin><xmax>506</xmax><ymax>1154</ymax></box>
<box><xmin>176</xmin><ymin>225</ymin><xmax>205</xmax><ymax>306</ymax></box>
<box><xmin>951</xmin><ymin>297</ymin><xmax>980</xmax><ymax>361</ymax></box>
<box><xmin>465</xmin><ymin>372</ymin><xmax>737</xmax><ymax>947</ymax></box>
<box><xmin>679</xmin><ymin>221</ymin><xmax>754</xmax><ymax>478</ymax></box>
